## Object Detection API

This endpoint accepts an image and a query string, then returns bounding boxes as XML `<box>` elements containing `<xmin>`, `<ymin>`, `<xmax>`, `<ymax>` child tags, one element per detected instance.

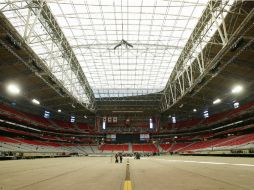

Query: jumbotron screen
<box><xmin>116</xmin><ymin>134</ymin><xmax>140</xmax><ymax>143</ymax></box>
<box><xmin>140</xmin><ymin>134</ymin><xmax>150</xmax><ymax>141</ymax></box>
<box><xmin>105</xmin><ymin>134</ymin><xmax>116</xmax><ymax>142</ymax></box>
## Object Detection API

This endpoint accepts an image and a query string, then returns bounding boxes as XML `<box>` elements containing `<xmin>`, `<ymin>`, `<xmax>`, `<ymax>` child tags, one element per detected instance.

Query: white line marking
<box><xmin>154</xmin><ymin>158</ymin><xmax>254</xmax><ymax>167</ymax></box>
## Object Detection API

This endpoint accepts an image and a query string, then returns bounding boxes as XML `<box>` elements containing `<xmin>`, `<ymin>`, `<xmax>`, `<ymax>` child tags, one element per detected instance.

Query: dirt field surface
<box><xmin>0</xmin><ymin>155</ymin><xmax>254</xmax><ymax>190</ymax></box>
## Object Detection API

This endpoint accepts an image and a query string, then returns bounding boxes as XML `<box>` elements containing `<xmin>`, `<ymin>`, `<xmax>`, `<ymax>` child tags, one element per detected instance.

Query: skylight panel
<box><xmin>1</xmin><ymin>0</ymin><xmax>232</xmax><ymax>99</ymax></box>
<box><xmin>1</xmin><ymin>0</ymin><xmax>91</xmax><ymax>105</ymax></box>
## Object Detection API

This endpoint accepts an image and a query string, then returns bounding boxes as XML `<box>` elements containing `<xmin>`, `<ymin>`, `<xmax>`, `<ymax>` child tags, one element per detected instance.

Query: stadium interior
<box><xmin>0</xmin><ymin>0</ymin><xmax>254</xmax><ymax>190</ymax></box>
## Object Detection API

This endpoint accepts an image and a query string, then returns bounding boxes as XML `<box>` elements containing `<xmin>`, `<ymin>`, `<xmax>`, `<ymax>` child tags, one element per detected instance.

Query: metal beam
<box><xmin>167</xmin><ymin>0</ymin><xmax>221</xmax><ymax>82</ymax></box>
<box><xmin>29</xmin><ymin>0</ymin><xmax>96</xmax><ymax>111</ymax></box>
<box><xmin>0</xmin><ymin>14</ymin><xmax>93</xmax><ymax>113</ymax></box>
<box><xmin>0</xmin><ymin>0</ymin><xmax>96</xmax><ymax>111</ymax></box>
<box><xmin>160</xmin><ymin>1</ymin><xmax>254</xmax><ymax>112</ymax></box>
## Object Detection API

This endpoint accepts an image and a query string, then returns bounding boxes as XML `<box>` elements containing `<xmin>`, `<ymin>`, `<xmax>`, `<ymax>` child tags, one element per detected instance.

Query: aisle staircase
<box><xmin>157</xmin><ymin>144</ymin><xmax>163</xmax><ymax>152</ymax></box>
<box><xmin>128</xmin><ymin>143</ymin><xmax>132</xmax><ymax>152</ymax></box>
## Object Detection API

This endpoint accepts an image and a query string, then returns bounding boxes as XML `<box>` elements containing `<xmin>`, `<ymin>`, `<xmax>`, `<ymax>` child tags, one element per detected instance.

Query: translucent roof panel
<box><xmin>46</xmin><ymin>0</ymin><xmax>208</xmax><ymax>98</ymax></box>
<box><xmin>0</xmin><ymin>0</ymin><xmax>214</xmax><ymax>99</ymax></box>
<box><xmin>0</xmin><ymin>0</ymin><xmax>90</xmax><ymax>104</ymax></box>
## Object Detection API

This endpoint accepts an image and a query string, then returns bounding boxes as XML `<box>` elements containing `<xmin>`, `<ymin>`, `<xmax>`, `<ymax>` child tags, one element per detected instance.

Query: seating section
<box><xmin>132</xmin><ymin>144</ymin><xmax>143</xmax><ymax>152</ymax></box>
<box><xmin>143</xmin><ymin>144</ymin><xmax>158</xmax><ymax>152</ymax></box>
<box><xmin>180</xmin><ymin>137</ymin><xmax>237</xmax><ymax>152</ymax></box>
<box><xmin>158</xmin><ymin>133</ymin><xmax>254</xmax><ymax>153</ymax></box>
<box><xmin>166</xmin><ymin>119</ymin><xmax>201</xmax><ymax>130</ymax></box>
<box><xmin>132</xmin><ymin>144</ymin><xmax>159</xmax><ymax>152</ymax></box>
<box><xmin>202</xmin><ymin>102</ymin><xmax>254</xmax><ymax>126</ymax></box>
<box><xmin>1</xmin><ymin>133</ymin><xmax>254</xmax><ymax>154</ymax></box>
<box><xmin>90</xmin><ymin>145</ymin><xmax>100</xmax><ymax>153</ymax></box>
<box><xmin>159</xmin><ymin>144</ymin><xmax>171</xmax><ymax>151</ymax></box>
<box><xmin>170</xmin><ymin>143</ymin><xmax>191</xmax><ymax>152</ymax></box>
<box><xmin>99</xmin><ymin>144</ymin><xmax>128</xmax><ymax>152</ymax></box>
<box><xmin>1</xmin><ymin>103</ymin><xmax>254</xmax><ymax>155</ymax></box>
<box><xmin>76</xmin><ymin>123</ymin><xmax>91</xmax><ymax>131</ymax></box>
<box><xmin>0</xmin><ymin>126</ymin><xmax>38</xmax><ymax>137</ymax></box>
<box><xmin>214</xmin><ymin>134</ymin><xmax>254</xmax><ymax>147</ymax></box>
<box><xmin>227</xmin><ymin>101</ymin><xmax>254</xmax><ymax>117</ymax></box>
<box><xmin>1</xmin><ymin>101</ymin><xmax>254</xmax><ymax>135</ymax></box>
<box><xmin>0</xmin><ymin>104</ymin><xmax>93</xmax><ymax>133</ymax></box>
<box><xmin>201</xmin><ymin>111</ymin><xmax>229</xmax><ymax>125</ymax></box>
<box><xmin>0</xmin><ymin>136</ymin><xmax>19</xmax><ymax>143</ymax></box>
<box><xmin>214</xmin><ymin>125</ymin><xmax>254</xmax><ymax>136</ymax></box>
<box><xmin>164</xmin><ymin>101</ymin><xmax>254</xmax><ymax>131</ymax></box>
<box><xmin>0</xmin><ymin>136</ymin><xmax>95</xmax><ymax>154</ymax></box>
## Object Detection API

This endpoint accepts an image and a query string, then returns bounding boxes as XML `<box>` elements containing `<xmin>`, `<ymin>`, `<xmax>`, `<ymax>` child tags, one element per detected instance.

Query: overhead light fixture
<box><xmin>44</xmin><ymin>110</ymin><xmax>50</xmax><ymax>119</ymax></box>
<box><xmin>172</xmin><ymin>116</ymin><xmax>176</xmax><ymax>124</ymax></box>
<box><xmin>213</xmin><ymin>98</ymin><xmax>221</xmax><ymax>104</ymax></box>
<box><xmin>58</xmin><ymin>109</ymin><xmax>61</xmax><ymax>113</ymax></box>
<box><xmin>84</xmin><ymin>115</ymin><xmax>87</xmax><ymax>119</ymax></box>
<box><xmin>7</xmin><ymin>83</ymin><xmax>20</xmax><ymax>95</ymax></box>
<box><xmin>32</xmin><ymin>99</ymin><xmax>40</xmax><ymax>105</ymax></box>
<box><xmin>70</xmin><ymin>116</ymin><xmax>75</xmax><ymax>123</ymax></box>
<box><xmin>193</xmin><ymin>109</ymin><xmax>197</xmax><ymax>112</ymax></box>
<box><xmin>149</xmin><ymin>118</ymin><xmax>153</xmax><ymax>129</ymax></box>
<box><xmin>233</xmin><ymin>102</ymin><xmax>240</xmax><ymax>109</ymax></box>
<box><xmin>231</xmin><ymin>85</ymin><xmax>243</xmax><ymax>94</ymax></box>
<box><xmin>203</xmin><ymin>110</ymin><xmax>209</xmax><ymax>118</ymax></box>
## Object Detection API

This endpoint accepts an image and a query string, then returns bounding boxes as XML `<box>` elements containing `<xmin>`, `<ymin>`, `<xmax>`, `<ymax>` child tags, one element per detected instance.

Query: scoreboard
<box><xmin>140</xmin><ymin>134</ymin><xmax>150</xmax><ymax>141</ymax></box>
<box><xmin>105</xmin><ymin>134</ymin><xmax>116</xmax><ymax>142</ymax></box>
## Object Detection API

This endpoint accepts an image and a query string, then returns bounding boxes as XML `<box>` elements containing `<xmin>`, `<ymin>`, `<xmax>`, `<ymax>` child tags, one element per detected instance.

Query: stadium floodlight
<box><xmin>44</xmin><ymin>110</ymin><xmax>50</xmax><ymax>119</ymax></box>
<box><xmin>32</xmin><ymin>99</ymin><xmax>40</xmax><ymax>105</ymax></box>
<box><xmin>70</xmin><ymin>116</ymin><xmax>75</xmax><ymax>123</ymax></box>
<box><xmin>203</xmin><ymin>110</ymin><xmax>209</xmax><ymax>118</ymax></box>
<box><xmin>172</xmin><ymin>116</ymin><xmax>176</xmax><ymax>124</ymax></box>
<box><xmin>233</xmin><ymin>102</ymin><xmax>240</xmax><ymax>109</ymax></box>
<box><xmin>213</xmin><ymin>98</ymin><xmax>221</xmax><ymax>104</ymax></box>
<box><xmin>102</xmin><ymin>120</ymin><xmax>106</xmax><ymax>130</ymax></box>
<box><xmin>193</xmin><ymin>109</ymin><xmax>197</xmax><ymax>112</ymax></box>
<box><xmin>231</xmin><ymin>85</ymin><xmax>243</xmax><ymax>94</ymax></box>
<box><xmin>57</xmin><ymin>109</ymin><xmax>61</xmax><ymax>113</ymax></box>
<box><xmin>149</xmin><ymin>118</ymin><xmax>153</xmax><ymax>129</ymax></box>
<box><xmin>7</xmin><ymin>83</ymin><xmax>20</xmax><ymax>95</ymax></box>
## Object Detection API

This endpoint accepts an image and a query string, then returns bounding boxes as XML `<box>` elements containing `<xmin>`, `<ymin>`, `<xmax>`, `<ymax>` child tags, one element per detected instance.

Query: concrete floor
<box><xmin>131</xmin><ymin>156</ymin><xmax>254</xmax><ymax>190</ymax></box>
<box><xmin>0</xmin><ymin>157</ymin><xmax>126</xmax><ymax>190</ymax></box>
<box><xmin>0</xmin><ymin>156</ymin><xmax>254</xmax><ymax>190</ymax></box>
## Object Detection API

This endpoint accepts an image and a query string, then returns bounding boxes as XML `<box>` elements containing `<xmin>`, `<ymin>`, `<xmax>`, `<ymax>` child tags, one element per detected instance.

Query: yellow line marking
<box><xmin>124</xmin><ymin>180</ymin><xmax>132</xmax><ymax>190</ymax></box>
<box><xmin>123</xmin><ymin>159</ymin><xmax>132</xmax><ymax>190</ymax></box>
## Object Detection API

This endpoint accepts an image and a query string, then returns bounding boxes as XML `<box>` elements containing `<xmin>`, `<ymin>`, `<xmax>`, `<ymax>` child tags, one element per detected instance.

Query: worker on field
<box><xmin>115</xmin><ymin>153</ymin><xmax>119</xmax><ymax>163</ymax></box>
<box><xmin>119</xmin><ymin>153</ymin><xmax>123</xmax><ymax>163</ymax></box>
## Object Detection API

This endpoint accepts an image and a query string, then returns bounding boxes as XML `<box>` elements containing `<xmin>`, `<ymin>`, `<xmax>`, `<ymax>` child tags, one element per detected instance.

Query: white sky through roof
<box><xmin>47</xmin><ymin>0</ymin><xmax>207</xmax><ymax>98</ymax></box>
<box><xmin>0</xmin><ymin>0</ymin><xmax>231</xmax><ymax>101</ymax></box>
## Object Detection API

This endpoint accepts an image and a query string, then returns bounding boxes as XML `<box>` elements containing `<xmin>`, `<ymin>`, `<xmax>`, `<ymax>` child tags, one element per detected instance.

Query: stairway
<box><xmin>47</xmin><ymin>120</ymin><xmax>60</xmax><ymax>129</ymax></box>
<box><xmin>176</xmin><ymin>142</ymin><xmax>197</xmax><ymax>152</ymax></box>
<box><xmin>128</xmin><ymin>143</ymin><xmax>132</xmax><ymax>153</ymax></box>
<box><xmin>157</xmin><ymin>144</ymin><xmax>163</xmax><ymax>153</ymax></box>
<box><xmin>167</xmin><ymin>144</ymin><xmax>175</xmax><ymax>152</ymax></box>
